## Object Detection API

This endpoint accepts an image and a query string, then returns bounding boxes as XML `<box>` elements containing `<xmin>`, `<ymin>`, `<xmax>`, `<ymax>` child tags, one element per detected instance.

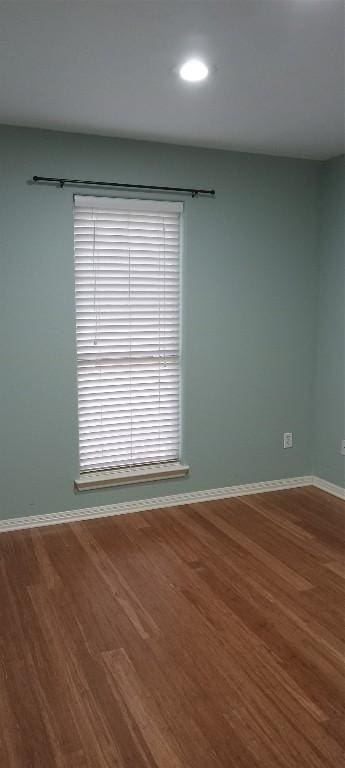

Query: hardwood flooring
<box><xmin>0</xmin><ymin>486</ymin><xmax>344</xmax><ymax>767</ymax></box>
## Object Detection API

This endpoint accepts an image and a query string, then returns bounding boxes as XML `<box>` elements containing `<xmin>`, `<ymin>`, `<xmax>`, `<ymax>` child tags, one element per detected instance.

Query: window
<box><xmin>73</xmin><ymin>195</ymin><xmax>187</xmax><ymax>489</ymax></box>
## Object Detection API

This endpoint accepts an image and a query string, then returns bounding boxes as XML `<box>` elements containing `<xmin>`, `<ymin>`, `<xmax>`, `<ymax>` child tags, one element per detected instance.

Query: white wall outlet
<box><xmin>341</xmin><ymin>440</ymin><xmax>345</xmax><ymax>456</ymax></box>
<box><xmin>283</xmin><ymin>432</ymin><xmax>293</xmax><ymax>449</ymax></box>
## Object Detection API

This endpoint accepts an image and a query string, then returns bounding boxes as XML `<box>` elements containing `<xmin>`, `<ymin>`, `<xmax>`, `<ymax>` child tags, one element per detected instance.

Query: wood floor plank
<box><xmin>176</xmin><ymin>501</ymin><xmax>314</xmax><ymax>591</ymax></box>
<box><xmin>0</xmin><ymin>487</ymin><xmax>344</xmax><ymax>767</ymax></box>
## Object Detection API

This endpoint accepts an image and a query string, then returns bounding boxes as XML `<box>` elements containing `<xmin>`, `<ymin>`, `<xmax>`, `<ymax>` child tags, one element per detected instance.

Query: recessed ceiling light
<box><xmin>179</xmin><ymin>58</ymin><xmax>209</xmax><ymax>83</ymax></box>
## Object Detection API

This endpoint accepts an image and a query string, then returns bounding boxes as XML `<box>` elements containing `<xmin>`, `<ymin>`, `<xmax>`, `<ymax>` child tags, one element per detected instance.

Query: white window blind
<box><xmin>73</xmin><ymin>195</ymin><xmax>182</xmax><ymax>473</ymax></box>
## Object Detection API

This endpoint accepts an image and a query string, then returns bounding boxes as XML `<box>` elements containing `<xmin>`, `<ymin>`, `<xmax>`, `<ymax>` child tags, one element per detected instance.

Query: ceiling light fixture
<box><xmin>179</xmin><ymin>58</ymin><xmax>209</xmax><ymax>83</ymax></box>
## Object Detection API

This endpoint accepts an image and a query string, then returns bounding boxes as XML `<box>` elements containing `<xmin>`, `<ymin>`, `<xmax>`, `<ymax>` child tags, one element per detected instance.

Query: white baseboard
<box><xmin>0</xmin><ymin>475</ymin><xmax>313</xmax><ymax>533</ymax></box>
<box><xmin>312</xmin><ymin>475</ymin><xmax>345</xmax><ymax>500</ymax></box>
<box><xmin>1</xmin><ymin>474</ymin><xmax>343</xmax><ymax>534</ymax></box>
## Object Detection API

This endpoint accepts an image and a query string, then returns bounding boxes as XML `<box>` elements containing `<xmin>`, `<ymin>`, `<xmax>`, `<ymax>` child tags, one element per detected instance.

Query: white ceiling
<box><xmin>0</xmin><ymin>0</ymin><xmax>344</xmax><ymax>160</ymax></box>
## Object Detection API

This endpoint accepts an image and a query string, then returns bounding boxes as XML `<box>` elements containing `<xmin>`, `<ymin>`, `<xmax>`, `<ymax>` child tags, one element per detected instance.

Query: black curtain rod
<box><xmin>32</xmin><ymin>176</ymin><xmax>215</xmax><ymax>198</ymax></box>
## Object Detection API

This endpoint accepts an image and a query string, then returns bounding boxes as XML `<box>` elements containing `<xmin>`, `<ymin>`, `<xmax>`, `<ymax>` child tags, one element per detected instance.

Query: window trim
<box><xmin>75</xmin><ymin>461</ymin><xmax>189</xmax><ymax>491</ymax></box>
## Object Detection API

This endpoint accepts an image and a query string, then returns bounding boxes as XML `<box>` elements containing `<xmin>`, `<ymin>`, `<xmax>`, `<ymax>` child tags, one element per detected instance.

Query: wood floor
<box><xmin>0</xmin><ymin>487</ymin><xmax>344</xmax><ymax>767</ymax></box>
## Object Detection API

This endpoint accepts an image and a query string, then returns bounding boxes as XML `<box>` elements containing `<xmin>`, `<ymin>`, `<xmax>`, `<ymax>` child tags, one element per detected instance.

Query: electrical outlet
<box><xmin>341</xmin><ymin>440</ymin><xmax>345</xmax><ymax>456</ymax></box>
<box><xmin>283</xmin><ymin>432</ymin><xmax>293</xmax><ymax>449</ymax></box>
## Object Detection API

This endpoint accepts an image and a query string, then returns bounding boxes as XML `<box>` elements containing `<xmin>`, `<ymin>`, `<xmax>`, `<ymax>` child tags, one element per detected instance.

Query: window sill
<box><xmin>74</xmin><ymin>462</ymin><xmax>189</xmax><ymax>491</ymax></box>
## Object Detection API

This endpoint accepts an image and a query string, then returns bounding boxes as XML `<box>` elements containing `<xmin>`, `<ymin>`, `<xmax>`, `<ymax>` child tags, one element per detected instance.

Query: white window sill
<box><xmin>74</xmin><ymin>462</ymin><xmax>189</xmax><ymax>491</ymax></box>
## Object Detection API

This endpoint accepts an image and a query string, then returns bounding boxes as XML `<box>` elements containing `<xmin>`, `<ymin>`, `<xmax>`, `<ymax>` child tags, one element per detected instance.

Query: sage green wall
<box><xmin>0</xmin><ymin>126</ymin><xmax>319</xmax><ymax>520</ymax></box>
<box><xmin>314</xmin><ymin>156</ymin><xmax>345</xmax><ymax>487</ymax></box>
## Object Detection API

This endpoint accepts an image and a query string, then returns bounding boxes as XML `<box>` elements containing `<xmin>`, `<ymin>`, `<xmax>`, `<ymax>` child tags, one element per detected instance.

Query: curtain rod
<box><xmin>32</xmin><ymin>176</ymin><xmax>215</xmax><ymax>198</ymax></box>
